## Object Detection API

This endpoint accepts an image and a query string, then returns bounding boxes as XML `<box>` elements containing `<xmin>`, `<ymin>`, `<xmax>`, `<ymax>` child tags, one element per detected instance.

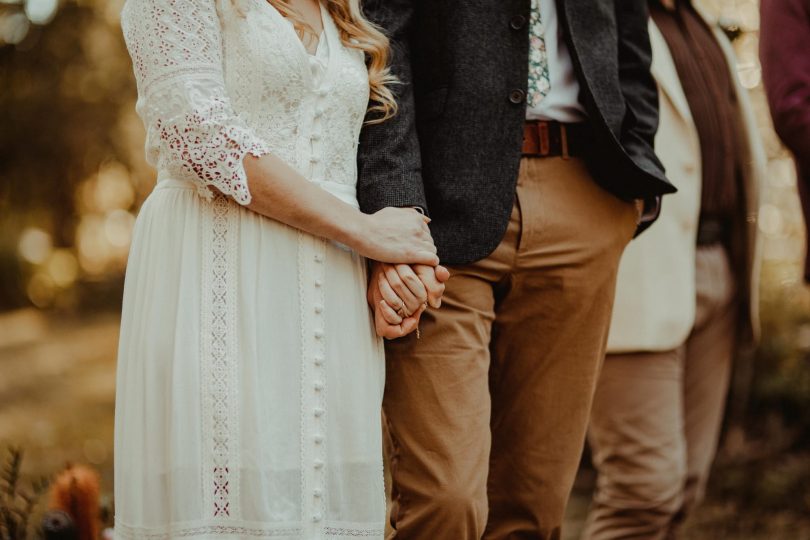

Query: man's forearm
<box><xmin>357</xmin><ymin>0</ymin><xmax>428</xmax><ymax>215</ymax></box>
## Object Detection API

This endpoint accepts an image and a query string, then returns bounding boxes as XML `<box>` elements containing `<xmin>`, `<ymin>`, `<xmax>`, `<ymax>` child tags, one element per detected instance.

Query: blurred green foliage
<box><xmin>0</xmin><ymin>0</ymin><xmax>141</xmax><ymax>311</ymax></box>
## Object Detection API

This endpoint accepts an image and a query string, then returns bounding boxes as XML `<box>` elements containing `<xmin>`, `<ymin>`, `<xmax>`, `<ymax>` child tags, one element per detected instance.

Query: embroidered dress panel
<box><xmin>115</xmin><ymin>1</ymin><xmax>386</xmax><ymax>538</ymax></box>
<box><xmin>527</xmin><ymin>0</ymin><xmax>551</xmax><ymax>108</ymax></box>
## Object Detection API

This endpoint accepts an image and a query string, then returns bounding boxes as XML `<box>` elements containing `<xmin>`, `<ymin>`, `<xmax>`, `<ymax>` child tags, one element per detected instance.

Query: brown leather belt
<box><xmin>522</xmin><ymin>120</ymin><xmax>589</xmax><ymax>158</ymax></box>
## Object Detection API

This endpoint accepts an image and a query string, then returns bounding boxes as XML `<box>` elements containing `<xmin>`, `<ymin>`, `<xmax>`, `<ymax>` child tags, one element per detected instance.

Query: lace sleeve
<box><xmin>121</xmin><ymin>0</ymin><xmax>270</xmax><ymax>205</ymax></box>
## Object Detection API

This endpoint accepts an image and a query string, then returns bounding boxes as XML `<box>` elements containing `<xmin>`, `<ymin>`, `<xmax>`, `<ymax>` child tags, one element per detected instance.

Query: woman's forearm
<box><xmin>240</xmin><ymin>153</ymin><xmax>439</xmax><ymax>266</ymax></box>
<box><xmin>243</xmin><ymin>153</ymin><xmax>366</xmax><ymax>249</ymax></box>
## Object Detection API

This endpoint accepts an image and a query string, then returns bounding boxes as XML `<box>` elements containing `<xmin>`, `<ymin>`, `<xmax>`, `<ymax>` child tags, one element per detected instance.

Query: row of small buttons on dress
<box><xmin>311</xmin><ymin>258</ymin><xmax>326</xmax><ymax>524</ymax></box>
<box><xmin>309</xmin><ymin>86</ymin><xmax>328</xmax><ymax>525</ymax></box>
<box><xmin>308</xmin><ymin>88</ymin><xmax>328</xmax><ymax>169</ymax></box>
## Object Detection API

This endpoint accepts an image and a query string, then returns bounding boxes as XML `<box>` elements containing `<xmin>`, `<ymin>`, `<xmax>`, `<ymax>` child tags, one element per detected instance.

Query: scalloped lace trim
<box><xmin>149</xmin><ymin>93</ymin><xmax>271</xmax><ymax>206</ymax></box>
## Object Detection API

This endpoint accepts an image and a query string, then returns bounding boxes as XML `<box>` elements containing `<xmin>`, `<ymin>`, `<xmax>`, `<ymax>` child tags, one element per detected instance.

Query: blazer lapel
<box><xmin>649</xmin><ymin>21</ymin><xmax>693</xmax><ymax>123</ymax></box>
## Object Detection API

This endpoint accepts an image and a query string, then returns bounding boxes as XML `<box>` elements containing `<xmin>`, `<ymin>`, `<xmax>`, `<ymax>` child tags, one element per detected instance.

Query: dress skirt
<box><xmin>114</xmin><ymin>179</ymin><xmax>386</xmax><ymax>539</ymax></box>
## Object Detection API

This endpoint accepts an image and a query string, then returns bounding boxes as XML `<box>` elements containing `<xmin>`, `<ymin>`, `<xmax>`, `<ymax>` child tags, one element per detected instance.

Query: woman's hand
<box><xmin>351</xmin><ymin>207</ymin><xmax>439</xmax><ymax>266</ymax></box>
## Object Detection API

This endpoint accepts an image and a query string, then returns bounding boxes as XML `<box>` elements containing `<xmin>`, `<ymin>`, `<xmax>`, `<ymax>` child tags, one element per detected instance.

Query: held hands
<box><xmin>353</xmin><ymin>207</ymin><xmax>449</xmax><ymax>339</ymax></box>
<box><xmin>368</xmin><ymin>262</ymin><xmax>451</xmax><ymax>339</ymax></box>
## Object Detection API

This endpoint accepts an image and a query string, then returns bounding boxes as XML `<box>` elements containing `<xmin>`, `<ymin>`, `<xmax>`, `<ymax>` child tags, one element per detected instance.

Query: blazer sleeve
<box><xmin>121</xmin><ymin>0</ymin><xmax>272</xmax><ymax>205</ymax></box>
<box><xmin>356</xmin><ymin>0</ymin><xmax>429</xmax><ymax>215</ymax></box>
<box><xmin>613</xmin><ymin>0</ymin><xmax>663</xmax><ymax>173</ymax></box>
<box><xmin>760</xmin><ymin>0</ymin><xmax>810</xmax><ymax>165</ymax></box>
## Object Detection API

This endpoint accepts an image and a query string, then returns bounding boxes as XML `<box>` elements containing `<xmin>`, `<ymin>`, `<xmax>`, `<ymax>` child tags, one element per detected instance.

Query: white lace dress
<box><xmin>114</xmin><ymin>1</ymin><xmax>385</xmax><ymax>538</ymax></box>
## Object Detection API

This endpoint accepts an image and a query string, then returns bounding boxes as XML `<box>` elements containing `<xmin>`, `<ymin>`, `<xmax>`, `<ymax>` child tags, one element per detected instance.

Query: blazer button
<box><xmin>510</xmin><ymin>15</ymin><xmax>526</xmax><ymax>30</ymax></box>
<box><xmin>509</xmin><ymin>89</ymin><xmax>526</xmax><ymax>104</ymax></box>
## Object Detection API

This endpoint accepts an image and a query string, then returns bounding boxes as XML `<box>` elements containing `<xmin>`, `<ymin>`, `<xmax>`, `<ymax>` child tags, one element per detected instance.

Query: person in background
<box><xmin>581</xmin><ymin>1</ymin><xmax>765</xmax><ymax>538</ymax></box>
<box><xmin>761</xmin><ymin>0</ymin><xmax>810</xmax><ymax>282</ymax></box>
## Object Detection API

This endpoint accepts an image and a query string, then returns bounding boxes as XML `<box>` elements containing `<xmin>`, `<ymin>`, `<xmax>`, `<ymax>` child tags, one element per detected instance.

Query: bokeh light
<box><xmin>24</xmin><ymin>0</ymin><xmax>58</xmax><ymax>25</ymax></box>
<box><xmin>104</xmin><ymin>209</ymin><xmax>135</xmax><ymax>249</ymax></box>
<box><xmin>18</xmin><ymin>227</ymin><xmax>53</xmax><ymax>265</ymax></box>
<box><xmin>46</xmin><ymin>249</ymin><xmax>80</xmax><ymax>288</ymax></box>
<box><xmin>1</xmin><ymin>11</ymin><xmax>30</xmax><ymax>45</ymax></box>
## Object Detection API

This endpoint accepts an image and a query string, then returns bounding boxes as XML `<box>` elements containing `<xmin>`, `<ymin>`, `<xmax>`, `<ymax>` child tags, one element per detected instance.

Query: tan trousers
<box><xmin>582</xmin><ymin>245</ymin><xmax>737</xmax><ymax>540</ymax></box>
<box><xmin>383</xmin><ymin>157</ymin><xmax>638</xmax><ymax>540</ymax></box>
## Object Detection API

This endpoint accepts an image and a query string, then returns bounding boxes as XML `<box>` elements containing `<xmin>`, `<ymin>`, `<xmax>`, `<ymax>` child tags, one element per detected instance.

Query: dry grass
<box><xmin>0</xmin><ymin>309</ymin><xmax>117</xmax><ymax>504</ymax></box>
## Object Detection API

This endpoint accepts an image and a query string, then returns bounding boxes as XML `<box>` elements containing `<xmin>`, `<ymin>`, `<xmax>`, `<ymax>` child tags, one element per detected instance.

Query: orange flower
<box><xmin>49</xmin><ymin>465</ymin><xmax>101</xmax><ymax>540</ymax></box>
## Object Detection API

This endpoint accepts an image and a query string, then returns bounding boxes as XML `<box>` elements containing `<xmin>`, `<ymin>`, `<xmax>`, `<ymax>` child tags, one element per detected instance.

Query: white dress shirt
<box><xmin>525</xmin><ymin>1</ymin><xmax>587</xmax><ymax>122</ymax></box>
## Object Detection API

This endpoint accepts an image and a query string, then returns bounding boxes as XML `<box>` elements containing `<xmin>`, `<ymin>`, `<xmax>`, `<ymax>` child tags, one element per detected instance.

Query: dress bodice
<box><xmin>121</xmin><ymin>0</ymin><xmax>370</xmax><ymax>206</ymax></box>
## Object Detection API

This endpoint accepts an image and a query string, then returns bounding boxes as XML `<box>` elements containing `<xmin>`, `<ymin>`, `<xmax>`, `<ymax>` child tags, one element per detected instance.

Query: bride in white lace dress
<box><xmin>114</xmin><ymin>1</ymin><xmax>438</xmax><ymax>538</ymax></box>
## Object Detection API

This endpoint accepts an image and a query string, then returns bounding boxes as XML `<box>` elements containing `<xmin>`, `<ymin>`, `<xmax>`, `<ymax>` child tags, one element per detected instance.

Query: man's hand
<box><xmin>412</xmin><ymin>264</ymin><xmax>450</xmax><ymax>308</ymax></box>
<box><xmin>367</xmin><ymin>262</ymin><xmax>450</xmax><ymax>339</ymax></box>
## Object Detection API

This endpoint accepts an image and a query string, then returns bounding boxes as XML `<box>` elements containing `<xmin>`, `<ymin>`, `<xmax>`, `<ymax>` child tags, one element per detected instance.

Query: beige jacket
<box><xmin>606</xmin><ymin>11</ymin><xmax>765</xmax><ymax>353</ymax></box>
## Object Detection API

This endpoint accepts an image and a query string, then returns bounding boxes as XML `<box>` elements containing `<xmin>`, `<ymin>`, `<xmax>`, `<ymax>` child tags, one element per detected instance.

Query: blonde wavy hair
<box><xmin>235</xmin><ymin>0</ymin><xmax>398</xmax><ymax>124</ymax></box>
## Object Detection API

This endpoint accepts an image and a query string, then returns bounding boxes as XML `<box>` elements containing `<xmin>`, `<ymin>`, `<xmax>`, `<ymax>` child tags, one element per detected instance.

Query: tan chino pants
<box><xmin>582</xmin><ymin>244</ymin><xmax>737</xmax><ymax>540</ymax></box>
<box><xmin>383</xmin><ymin>157</ymin><xmax>638</xmax><ymax>539</ymax></box>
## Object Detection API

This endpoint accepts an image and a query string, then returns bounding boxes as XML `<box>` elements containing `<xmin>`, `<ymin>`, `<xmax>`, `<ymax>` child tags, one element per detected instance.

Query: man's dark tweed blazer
<box><xmin>357</xmin><ymin>0</ymin><xmax>676</xmax><ymax>265</ymax></box>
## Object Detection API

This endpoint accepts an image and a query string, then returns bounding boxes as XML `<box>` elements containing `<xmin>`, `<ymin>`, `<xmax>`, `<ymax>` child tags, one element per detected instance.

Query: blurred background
<box><xmin>0</xmin><ymin>0</ymin><xmax>808</xmax><ymax>538</ymax></box>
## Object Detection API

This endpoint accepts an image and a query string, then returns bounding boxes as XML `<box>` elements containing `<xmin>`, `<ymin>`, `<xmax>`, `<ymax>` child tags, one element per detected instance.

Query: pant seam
<box><xmin>385</xmin><ymin>413</ymin><xmax>407</xmax><ymax>534</ymax></box>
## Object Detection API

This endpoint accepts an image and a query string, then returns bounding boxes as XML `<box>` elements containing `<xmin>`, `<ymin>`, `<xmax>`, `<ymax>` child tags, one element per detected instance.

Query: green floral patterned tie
<box><xmin>527</xmin><ymin>0</ymin><xmax>551</xmax><ymax>107</ymax></box>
